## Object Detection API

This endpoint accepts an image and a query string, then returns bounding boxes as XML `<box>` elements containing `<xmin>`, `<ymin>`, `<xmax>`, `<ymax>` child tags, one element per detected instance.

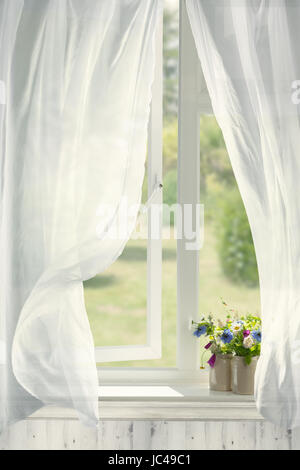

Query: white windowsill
<box><xmin>29</xmin><ymin>385</ymin><xmax>263</xmax><ymax>422</ymax></box>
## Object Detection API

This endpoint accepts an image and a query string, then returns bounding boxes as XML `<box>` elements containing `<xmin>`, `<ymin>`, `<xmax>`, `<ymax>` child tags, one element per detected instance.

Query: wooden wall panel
<box><xmin>0</xmin><ymin>419</ymin><xmax>299</xmax><ymax>450</ymax></box>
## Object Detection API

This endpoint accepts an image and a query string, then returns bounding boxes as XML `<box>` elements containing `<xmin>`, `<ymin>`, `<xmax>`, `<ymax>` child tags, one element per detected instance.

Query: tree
<box><xmin>215</xmin><ymin>190</ymin><xmax>259</xmax><ymax>287</ymax></box>
<box><xmin>200</xmin><ymin>116</ymin><xmax>235</xmax><ymax>195</ymax></box>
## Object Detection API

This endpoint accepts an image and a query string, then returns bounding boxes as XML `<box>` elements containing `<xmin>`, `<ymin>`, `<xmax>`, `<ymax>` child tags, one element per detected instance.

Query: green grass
<box><xmin>84</xmin><ymin>224</ymin><xmax>260</xmax><ymax>368</ymax></box>
<box><xmin>83</xmin><ymin>237</ymin><xmax>148</xmax><ymax>349</ymax></box>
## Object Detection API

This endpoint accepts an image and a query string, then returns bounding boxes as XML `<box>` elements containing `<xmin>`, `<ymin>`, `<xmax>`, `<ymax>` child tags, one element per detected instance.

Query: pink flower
<box><xmin>205</xmin><ymin>342</ymin><xmax>213</xmax><ymax>350</ymax></box>
<box><xmin>243</xmin><ymin>330</ymin><xmax>250</xmax><ymax>338</ymax></box>
<box><xmin>207</xmin><ymin>354</ymin><xmax>216</xmax><ymax>368</ymax></box>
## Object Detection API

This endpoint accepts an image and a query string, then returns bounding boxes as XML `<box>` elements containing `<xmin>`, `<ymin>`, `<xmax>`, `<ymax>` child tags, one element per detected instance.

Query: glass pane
<box><xmin>103</xmin><ymin>235</ymin><xmax>177</xmax><ymax>368</ymax></box>
<box><xmin>117</xmin><ymin>0</ymin><xmax>179</xmax><ymax>367</ymax></box>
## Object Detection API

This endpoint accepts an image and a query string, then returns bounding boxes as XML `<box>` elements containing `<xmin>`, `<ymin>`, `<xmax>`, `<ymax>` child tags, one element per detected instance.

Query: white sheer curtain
<box><xmin>187</xmin><ymin>0</ymin><xmax>300</xmax><ymax>429</ymax></box>
<box><xmin>0</xmin><ymin>0</ymin><xmax>162</xmax><ymax>431</ymax></box>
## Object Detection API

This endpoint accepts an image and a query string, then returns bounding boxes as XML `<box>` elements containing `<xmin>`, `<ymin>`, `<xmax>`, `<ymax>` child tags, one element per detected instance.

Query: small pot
<box><xmin>231</xmin><ymin>356</ymin><xmax>258</xmax><ymax>395</ymax></box>
<box><xmin>209</xmin><ymin>354</ymin><xmax>232</xmax><ymax>391</ymax></box>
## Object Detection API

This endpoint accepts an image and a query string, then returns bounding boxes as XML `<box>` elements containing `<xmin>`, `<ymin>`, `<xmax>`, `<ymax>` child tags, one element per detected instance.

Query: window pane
<box><xmin>85</xmin><ymin>1</ymin><xmax>179</xmax><ymax>367</ymax></box>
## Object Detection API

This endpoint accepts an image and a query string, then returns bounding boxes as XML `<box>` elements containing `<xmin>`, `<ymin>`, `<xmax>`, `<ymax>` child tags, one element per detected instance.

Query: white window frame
<box><xmin>97</xmin><ymin>0</ymin><xmax>212</xmax><ymax>383</ymax></box>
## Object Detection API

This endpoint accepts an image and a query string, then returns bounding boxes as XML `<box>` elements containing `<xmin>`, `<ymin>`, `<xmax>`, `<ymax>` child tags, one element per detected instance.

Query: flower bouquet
<box><xmin>192</xmin><ymin>301</ymin><xmax>261</xmax><ymax>394</ymax></box>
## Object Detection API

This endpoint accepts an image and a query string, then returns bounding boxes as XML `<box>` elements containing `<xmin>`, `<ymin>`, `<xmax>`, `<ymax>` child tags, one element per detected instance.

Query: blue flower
<box><xmin>193</xmin><ymin>325</ymin><xmax>207</xmax><ymax>337</ymax></box>
<box><xmin>252</xmin><ymin>330</ymin><xmax>262</xmax><ymax>343</ymax></box>
<box><xmin>220</xmin><ymin>329</ymin><xmax>234</xmax><ymax>344</ymax></box>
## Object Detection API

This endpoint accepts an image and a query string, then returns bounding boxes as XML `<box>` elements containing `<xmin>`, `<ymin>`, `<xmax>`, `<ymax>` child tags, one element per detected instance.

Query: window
<box><xmin>84</xmin><ymin>0</ymin><xmax>260</xmax><ymax>380</ymax></box>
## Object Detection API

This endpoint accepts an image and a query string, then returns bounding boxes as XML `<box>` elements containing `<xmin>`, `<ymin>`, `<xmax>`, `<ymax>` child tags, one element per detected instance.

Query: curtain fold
<box><xmin>187</xmin><ymin>0</ymin><xmax>300</xmax><ymax>429</ymax></box>
<box><xmin>0</xmin><ymin>0</ymin><xmax>162</xmax><ymax>431</ymax></box>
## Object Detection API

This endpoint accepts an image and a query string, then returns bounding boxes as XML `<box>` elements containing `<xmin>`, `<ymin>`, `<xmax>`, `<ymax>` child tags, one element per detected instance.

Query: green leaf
<box><xmin>244</xmin><ymin>355</ymin><xmax>252</xmax><ymax>366</ymax></box>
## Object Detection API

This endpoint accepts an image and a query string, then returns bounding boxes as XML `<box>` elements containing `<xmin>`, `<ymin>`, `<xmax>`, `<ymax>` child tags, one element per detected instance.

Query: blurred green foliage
<box><xmin>160</xmin><ymin>117</ymin><xmax>259</xmax><ymax>287</ymax></box>
<box><xmin>163</xmin><ymin>168</ymin><xmax>177</xmax><ymax>206</ymax></box>
<box><xmin>163</xmin><ymin>120</ymin><xmax>177</xmax><ymax>173</ymax></box>
<box><xmin>215</xmin><ymin>191</ymin><xmax>259</xmax><ymax>287</ymax></box>
<box><xmin>199</xmin><ymin>116</ymin><xmax>235</xmax><ymax>193</ymax></box>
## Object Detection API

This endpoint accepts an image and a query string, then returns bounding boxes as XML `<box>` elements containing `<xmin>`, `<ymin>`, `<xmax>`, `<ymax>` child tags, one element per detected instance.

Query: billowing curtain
<box><xmin>187</xmin><ymin>0</ymin><xmax>300</xmax><ymax>428</ymax></box>
<box><xmin>0</xmin><ymin>0</ymin><xmax>162</xmax><ymax>431</ymax></box>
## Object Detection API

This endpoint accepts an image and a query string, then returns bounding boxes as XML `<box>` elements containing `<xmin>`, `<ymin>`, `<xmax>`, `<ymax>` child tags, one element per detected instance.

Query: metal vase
<box><xmin>209</xmin><ymin>354</ymin><xmax>232</xmax><ymax>391</ymax></box>
<box><xmin>231</xmin><ymin>356</ymin><xmax>259</xmax><ymax>395</ymax></box>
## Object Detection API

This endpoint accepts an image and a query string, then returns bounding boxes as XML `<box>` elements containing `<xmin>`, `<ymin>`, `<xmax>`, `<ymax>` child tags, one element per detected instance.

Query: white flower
<box><xmin>232</xmin><ymin>321</ymin><xmax>243</xmax><ymax>335</ymax></box>
<box><xmin>243</xmin><ymin>336</ymin><xmax>254</xmax><ymax>349</ymax></box>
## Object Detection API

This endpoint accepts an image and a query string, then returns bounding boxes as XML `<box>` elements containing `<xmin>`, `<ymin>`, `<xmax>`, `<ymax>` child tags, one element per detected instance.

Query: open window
<box><xmin>83</xmin><ymin>0</ymin><xmax>260</xmax><ymax>380</ymax></box>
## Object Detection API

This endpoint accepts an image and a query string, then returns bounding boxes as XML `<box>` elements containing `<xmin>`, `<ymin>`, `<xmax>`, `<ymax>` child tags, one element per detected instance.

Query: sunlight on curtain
<box><xmin>187</xmin><ymin>0</ymin><xmax>300</xmax><ymax>429</ymax></box>
<box><xmin>0</xmin><ymin>0</ymin><xmax>162</xmax><ymax>431</ymax></box>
